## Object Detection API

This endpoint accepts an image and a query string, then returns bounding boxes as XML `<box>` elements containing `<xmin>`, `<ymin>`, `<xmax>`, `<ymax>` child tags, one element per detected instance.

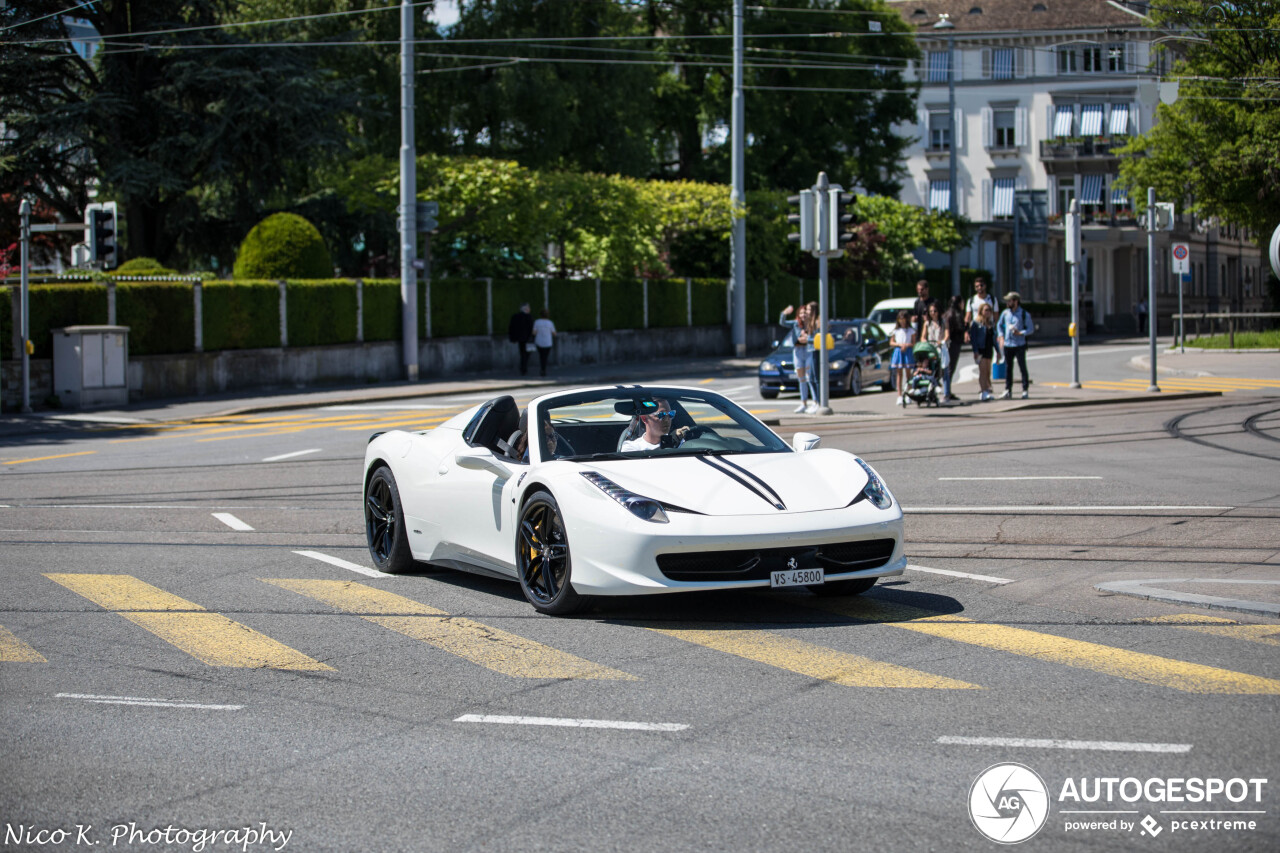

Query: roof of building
<box><xmin>885</xmin><ymin>0</ymin><xmax>1149</xmax><ymax>33</ymax></box>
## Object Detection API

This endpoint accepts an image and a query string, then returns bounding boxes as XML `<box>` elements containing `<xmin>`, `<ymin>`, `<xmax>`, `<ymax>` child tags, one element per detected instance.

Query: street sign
<box><xmin>1021</xmin><ymin>258</ymin><xmax>1035</xmax><ymax>280</ymax></box>
<box><xmin>1171</xmin><ymin>242</ymin><xmax>1190</xmax><ymax>274</ymax></box>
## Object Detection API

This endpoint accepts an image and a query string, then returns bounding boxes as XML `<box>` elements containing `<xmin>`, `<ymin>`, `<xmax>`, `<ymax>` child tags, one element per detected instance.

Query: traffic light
<box><xmin>87</xmin><ymin>201</ymin><xmax>118</xmax><ymax>268</ymax></box>
<box><xmin>787</xmin><ymin>190</ymin><xmax>816</xmax><ymax>253</ymax></box>
<box><xmin>826</xmin><ymin>189</ymin><xmax>856</xmax><ymax>253</ymax></box>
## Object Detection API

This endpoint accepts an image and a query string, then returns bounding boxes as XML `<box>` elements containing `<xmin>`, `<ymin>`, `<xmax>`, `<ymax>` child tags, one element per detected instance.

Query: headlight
<box><xmin>581</xmin><ymin>472</ymin><xmax>670</xmax><ymax>523</ymax></box>
<box><xmin>829</xmin><ymin>359</ymin><xmax>848</xmax><ymax>371</ymax></box>
<box><xmin>854</xmin><ymin>458</ymin><xmax>894</xmax><ymax>510</ymax></box>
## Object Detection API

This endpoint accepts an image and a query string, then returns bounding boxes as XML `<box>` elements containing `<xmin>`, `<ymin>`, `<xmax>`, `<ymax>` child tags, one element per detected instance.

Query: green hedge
<box><xmin>363</xmin><ymin>278</ymin><xmax>401</xmax><ymax>342</ymax></box>
<box><xmin>1</xmin><ymin>287</ymin><xmax>10</xmax><ymax>360</ymax></box>
<box><xmin>547</xmin><ymin>278</ymin><xmax>597</xmax><ymax>332</ymax></box>
<box><xmin>647</xmin><ymin>279</ymin><xmax>686</xmax><ymax>329</ymax></box>
<box><xmin>600</xmin><ymin>280</ymin><xmax>644</xmax><ymax>331</ymax></box>
<box><xmin>118</xmin><ymin>282</ymin><xmax>195</xmax><ymax>355</ymax></box>
<box><xmin>28</xmin><ymin>284</ymin><xmax>109</xmax><ymax>358</ymax></box>
<box><xmin>490</xmin><ymin>279</ymin><xmax>547</xmax><ymax>335</ymax></box>
<box><xmin>430</xmin><ymin>277</ymin><xmax>488</xmax><ymax>337</ymax></box>
<box><xmin>203</xmin><ymin>280</ymin><xmax>280</xmax><ymax>350</ymax></box>
<box><xmin>287</xmin><ymin>279</ymin><xmax>357</xmax><ymax>347</ymax></box>
<box><xmin>692</xmin><ymin>278</ymin><xmax>727</xmax><ymax>326</ymax></box>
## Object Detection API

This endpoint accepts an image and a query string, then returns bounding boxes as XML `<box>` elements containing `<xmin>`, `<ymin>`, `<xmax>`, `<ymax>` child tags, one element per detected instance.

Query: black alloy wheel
<box><xmin>849</xmin><ymin>365</ymin><xmax>862</xmax><ymax>397</ymax></box>
<box><xmin>365</xmin><ymin>466</ymin><xmax>413</xmax><ymax>573</ymax></box>
<box><xmin>808</xmin><ymin>577</ymin><xmax>877</xmax><ymax>597</ymax></box>
<box><xmin>517</xmin><ymin>491</ymin><xmax>584</xmax><ymax>615</ymax></box>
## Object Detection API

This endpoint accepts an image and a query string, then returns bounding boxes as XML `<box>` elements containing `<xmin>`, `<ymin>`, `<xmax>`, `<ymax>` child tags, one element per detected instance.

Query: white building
<box><xmin>889</xmin><ymin>0</ymin><xmax>1266</xmax><ymax>332</ymax></box>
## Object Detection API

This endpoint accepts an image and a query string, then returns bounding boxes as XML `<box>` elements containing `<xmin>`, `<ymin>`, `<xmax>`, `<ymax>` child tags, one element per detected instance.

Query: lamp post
<box><xmin>730</xmin><ymin>0</ymin><xmax>746</xmax><ymax>357</ymax></box>
<box><xmin>934</xmin><ymin>14</ymin><xmax>959</xmax><ymax>299</ymax></box>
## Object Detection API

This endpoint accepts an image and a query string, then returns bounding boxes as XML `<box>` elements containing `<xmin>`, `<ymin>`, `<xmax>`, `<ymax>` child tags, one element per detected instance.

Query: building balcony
<box><xmin>1039</xmin><ymin>137</ymin><xmax>1127</xmax><ymax>161</ymax></box>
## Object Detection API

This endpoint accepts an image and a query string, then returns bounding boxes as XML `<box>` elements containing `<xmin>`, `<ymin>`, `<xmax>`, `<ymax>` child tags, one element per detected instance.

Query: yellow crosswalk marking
<box><xmin>1046</xmin><ymin>376</ymin><xmax>1280</xmax><ymax>393</ymax></box>
<box><xmin>0</xmin><ymin>625</ymin><xmax>46</xmax><ymax>662</ymax></box>
<box><xmin>264</xmin><ymin>579</ymin><xmax>635</xmax><ymax>680</ymax></box>
<box><xmin>3</xmin><ymin>451</ymin><xmax>96</xmax><ymax>465</ymax></box>
<box><xmin>809</xmin><ymin>597</ymin><xmax>1280</xmax><ymax>694</ymax></box>
<box><xmin>1140</xmin><ymin>614</ymin><xmax>1280</xmax><ymax>647</ymax></box>
<box><xmin>650</xmin><ymin>627</ymin><xmax>981</xmax><ymax>689</ymax></box>
<box><xmin>44</xmin><ymin>574</ymin><xmax>331</xmax><ymax>670</ymax></box>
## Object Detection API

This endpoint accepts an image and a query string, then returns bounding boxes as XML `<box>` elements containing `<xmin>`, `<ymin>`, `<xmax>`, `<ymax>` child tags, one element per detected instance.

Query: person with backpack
<box><xmin>996</xmin><ymin>292</ymin><xmax>1034</xmax><ymax>399</ymax></box>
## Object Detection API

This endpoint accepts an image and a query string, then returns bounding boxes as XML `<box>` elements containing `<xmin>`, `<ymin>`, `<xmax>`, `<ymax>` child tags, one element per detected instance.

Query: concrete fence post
<box><xmin>595</xmin><ymin>279</ymin><xmax>602</xmax><ymax>331</ymax></box>
<box><xmin>355</xmin><ymin>278</ymin><xmax>364</xmax><ymax>343</ymax></box>
<box><xmin>484</xmin><ymin>277</ymin><xmax>494</xmax><ymax>335</ymax></box>
<box><xmin>193</xmin><ymin>280</ymin><xmax>204</xmax><ymax>353</ymax></box>
<box><xmin>424</xmin><ymin>275</ymin><xmax>431</xmax><ymax>339</ymax></box>
<box><xmin>9</xmin><ymin>284</ymin><xmax>20</xmax><ymax>359</ymax></box>
<box><xmin>278</xmin><ymin>279</ymin><xmax>288</xmax><ymax>348</ymax></box>
<box><xmin>763</xmin><ymin>277</ymin><xmax>769</xmax><ymax>323</ymax></box>
<box><xmin>543</xmin><ymin>277</ymin><xmax>550</xmax><ymax>313</ymax></box>
<box><xmin>643</xmin><ymin>279</ymin><xmax>649</xmax><ymax>329</ymax></box>
<box><xmin>106</xmin><ymin>279</ymin><xmax>116</xmax><ymax>325</ymax></box>
<box><xmin>686</xmin><ymin>277</ymin><xmax>693</xmax><ymax>326</ymax></box>
<box><xmin>726</xmin><ymin>280</ymin><xmax>732</xmax><ymax>325</ymax></box>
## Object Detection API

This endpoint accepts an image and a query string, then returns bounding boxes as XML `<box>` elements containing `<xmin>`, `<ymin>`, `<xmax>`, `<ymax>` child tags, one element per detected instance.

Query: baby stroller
<box><xmin>904</xmin><ymin>341</ymin><xmax>942</xmax><ymax>408</ymax></box>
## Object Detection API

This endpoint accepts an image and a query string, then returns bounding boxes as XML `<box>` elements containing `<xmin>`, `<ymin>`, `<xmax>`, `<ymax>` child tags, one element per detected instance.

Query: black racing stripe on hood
<box><xmin>696</xmin><ymin>456</ymin><xmax>784</xmax><ymax>511</ymax></box>
<box><xmin>711</xmin><ymin>455</ymin><xmax>788</xmax><ymax>511</ymax></box>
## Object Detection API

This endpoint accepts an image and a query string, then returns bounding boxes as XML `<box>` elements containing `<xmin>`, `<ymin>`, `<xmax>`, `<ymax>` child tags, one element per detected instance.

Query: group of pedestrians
<box><xmin>890</xmin><ymin>278</ymin><xmax>1034</xmax><ymax>404</ymax></box>
<box><xmin>507</xmin><ymin>302</ymin><xmax>557</xmax><ymax>377</ymax></box>
<box><xmin>779</xmin><ymin>301</ymin><xmax>822</xmax><ymax>413</ymax></box>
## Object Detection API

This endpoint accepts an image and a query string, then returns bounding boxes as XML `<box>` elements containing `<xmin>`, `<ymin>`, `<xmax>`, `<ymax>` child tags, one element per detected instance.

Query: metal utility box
<box><xmin>52</xmin><ymin>325</ymin><xmax>130</xmax><ymax>408</ymax></box>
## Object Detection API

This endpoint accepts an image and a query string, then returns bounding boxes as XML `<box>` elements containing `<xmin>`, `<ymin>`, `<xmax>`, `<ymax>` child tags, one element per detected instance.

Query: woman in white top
<box><xmin>532</xmin><ymin>309</ymin><xmax>556</xmax><ymax>377</ymax></box>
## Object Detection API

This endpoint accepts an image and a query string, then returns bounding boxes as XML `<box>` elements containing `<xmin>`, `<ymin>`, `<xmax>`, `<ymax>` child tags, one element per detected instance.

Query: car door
<box><xmin>862</xmin><ymin>323</ymin><xmax>889</xmax><ymax>384</ymax></box>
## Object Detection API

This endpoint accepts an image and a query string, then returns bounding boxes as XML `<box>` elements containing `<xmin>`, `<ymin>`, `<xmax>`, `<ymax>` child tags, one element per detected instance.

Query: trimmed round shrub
<box><xmin>113</xmin><ymin>257</ymin><xmax>179</xmax><ymax>277</ymax></box>
<box><xmin>233</xmin><ymin>213</ymin><xmax>332</xmax><ymax>279</ymax></box>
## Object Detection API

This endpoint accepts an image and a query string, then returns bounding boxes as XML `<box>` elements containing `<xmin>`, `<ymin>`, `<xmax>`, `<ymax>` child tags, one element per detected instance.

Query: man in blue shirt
<box><xmin>996</xmin><ymin>292</ymin><xmax>1034</xmax><ymax>399</ymax></box>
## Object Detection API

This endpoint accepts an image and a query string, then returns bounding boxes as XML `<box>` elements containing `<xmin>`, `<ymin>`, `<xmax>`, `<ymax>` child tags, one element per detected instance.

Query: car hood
<box><xmin>583</xmin><ymin>449</ymin><xmax>870</xmax><ymax>515</ymax></box>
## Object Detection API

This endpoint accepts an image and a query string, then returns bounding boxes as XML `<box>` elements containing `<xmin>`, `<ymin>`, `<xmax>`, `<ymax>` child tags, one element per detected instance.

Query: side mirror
<box><xmin>454</xmin><ymin>447</ymin><xmax>512</xmax><ymax>477</ymax></box>
<box><xmin>792</xmin><ymin>432</ymin><xmax>821</xmax><ymax>452</ymax></box>
<box><xmin>771</xmin><ymin>340</ymin><xmax>780</xmax><ymax>348</ymax></box>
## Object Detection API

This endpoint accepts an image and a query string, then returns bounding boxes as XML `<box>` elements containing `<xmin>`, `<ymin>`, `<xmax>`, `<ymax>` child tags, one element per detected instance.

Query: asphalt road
<box><xmin>2</xmin><ymin>349</ymin><xmax>1278</xmax><ymax>853</ymax></box>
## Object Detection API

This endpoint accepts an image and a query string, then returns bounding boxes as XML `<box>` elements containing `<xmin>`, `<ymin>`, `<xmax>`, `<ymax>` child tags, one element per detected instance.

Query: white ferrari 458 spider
<box><xmin>363</xmin><ymin>385</ymin><xmax>904</xmax><ymax>614</ymax></box>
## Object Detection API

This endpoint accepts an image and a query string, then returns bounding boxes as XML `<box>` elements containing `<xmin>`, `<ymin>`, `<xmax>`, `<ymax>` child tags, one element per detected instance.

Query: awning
<box><xmin>929</xmin><ymin>180</ymin><xmax>950</xmax><ymax>212</ymax></box>
<box><xmin>1110</xmin><ymin>181</ymin><xmax>1129</xmax><ymax>205</ymax></box>
<box><xmin>1109</xmin><ymin>103</ymin><xmax>1129</xmax><ymax>135</ymax></box>
<box><xmin>1081</xmin><ymin>174</ymin><xmax>1105</xmax><ymax>205</ymax></box>
<box><xmin>992</xmin><ymin>178</ymin><xmax>1016</xmax><ymax>218</ymax></box>
<box><xmin>1054</xmin><ymin>105</ymin><xmax>1074</xmax><ymax>137</ymax></box>
<box><xmin>928</xmin><ymin>51</ymin><xmax>949</xmax><ymax>82</ymax></box>
<box><xmin>992</xmin><ymin>48</ymin><xmax>1014</xmax><ymax>80</ymax></box>
<box><xmin>1080</xmin><ymin>104</ymin><xmax>1104</xmax><ymax>136</ymax></box>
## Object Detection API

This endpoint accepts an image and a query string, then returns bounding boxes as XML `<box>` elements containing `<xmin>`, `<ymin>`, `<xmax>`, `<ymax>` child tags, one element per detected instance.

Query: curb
<box><xmin>1095</xmin><ymin>579</ymin><xmax>1280</xmax><ymax>619</ymax></box>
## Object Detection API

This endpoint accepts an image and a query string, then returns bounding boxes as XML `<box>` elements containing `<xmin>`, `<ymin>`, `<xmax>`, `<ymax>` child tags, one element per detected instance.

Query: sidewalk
<box><xmin>0</xmin><ymin>347</ymin><xmax>1234</xmax><ymax>440</ymax></box>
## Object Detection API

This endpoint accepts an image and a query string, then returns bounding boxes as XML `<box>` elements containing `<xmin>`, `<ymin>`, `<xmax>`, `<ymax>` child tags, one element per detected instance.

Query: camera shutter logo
<box><xmin>968</xmin><ymin>763</ymin><xmax>1050</xmax><ymax>844</ymax></box>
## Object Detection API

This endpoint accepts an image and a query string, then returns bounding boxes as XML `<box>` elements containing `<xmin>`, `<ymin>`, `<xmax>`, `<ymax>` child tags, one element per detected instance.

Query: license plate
<box><xmin>770</xmin><ymin>567</ymin><xmax>824</xmax><ymax>588</ymax></box>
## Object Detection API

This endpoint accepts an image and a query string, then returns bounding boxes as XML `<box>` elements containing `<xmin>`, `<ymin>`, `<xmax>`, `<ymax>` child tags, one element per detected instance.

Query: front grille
<box><xmin>657</xmin><ymin>538</ymin><xmax>896</xmax><ymax>582</ymax></box>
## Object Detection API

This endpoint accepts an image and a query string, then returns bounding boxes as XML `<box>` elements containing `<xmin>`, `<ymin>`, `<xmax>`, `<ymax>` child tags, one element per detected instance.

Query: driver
<box><xmin>620</xmin><ymin>398</ymin><xmax>687</xmax><ymax>452</ymax></box>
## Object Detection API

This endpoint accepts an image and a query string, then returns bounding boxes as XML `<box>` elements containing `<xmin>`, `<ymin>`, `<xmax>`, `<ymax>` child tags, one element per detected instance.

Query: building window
<box><xmin>1080</xmin><ymin>174</ymin><xmax>1105</xmax><ymax>219</ymax></box>
<box><xmin>1108</xmin><ymin>43</ymin><xmax>1127</xmax><ymax>73</ymax></box>
<box><xmin>1109</xmin><ymin>103</ymin><xmax>1130</xmax><ymax>136</ymax></box>
<box><xmin>929</xmin><ymin>110</ymin><xmax>952</xmax><ymax>150</ymax></box>
<box><xmin>1080</xmin><ymin>103</ymin><xmax>1105</xmax><ymax>137</ymax></box>
<box><xmin>1082</xmin><ymin>44</ymin><xmax>1104</xmax><ymax>73</ymax></box>
<box><xmin>991</xmin><ymin>48</ymin><xmax>1014</xmax><ymax>80</ymax></box>
<box><xmin>1057</xmin><ymin>46</ymin><xmax>1077</xmax><ymax>74</ymax></box>
<box><xmin>927</xmin><ymin>51</ymin><xmax>950</xmax><ymax>83</ymax></box>
<box><xmin>992</xmin><ymin>178</ymin><xmax>1016</xmax><ymax>220</ymax></box>
<box><xmin>1057</xmin><ymin>178</ymin><xmax>1076</xmax><ymax>218</ymax></box>
<box><xmin>928</xmin><ymin>180</ymin><xmax>951</xmax><ymax>212</ymax></box>
<box><xmin>993</xmin><ymin>109</ymin><xmax>1017</xmax><ymax>147</ymax></box>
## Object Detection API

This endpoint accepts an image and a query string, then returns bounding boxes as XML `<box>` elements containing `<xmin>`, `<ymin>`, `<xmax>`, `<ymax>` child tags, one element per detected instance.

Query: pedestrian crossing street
<box><xmin>1045</xmin><ymin>376</ymin><xmax>1280</xmax><ymax>394</ymax></box>
<box><xmin>4</xmin><ymin>573</ymin><xmax>1279</xmax><ymax>694</ymax></box>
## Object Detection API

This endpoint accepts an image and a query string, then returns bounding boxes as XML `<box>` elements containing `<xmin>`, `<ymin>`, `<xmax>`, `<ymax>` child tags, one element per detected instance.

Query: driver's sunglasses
<box><xmin>647</xmin><ymin>410</ymin><xmax>676</xmax><ymax>420</ymax></box>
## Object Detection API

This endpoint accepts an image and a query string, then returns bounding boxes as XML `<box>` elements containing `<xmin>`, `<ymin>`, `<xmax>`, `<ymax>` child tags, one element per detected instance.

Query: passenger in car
<box><xmin>509</xmin><ymin>410</ymin><xmax>572</xmax><ymax>462</ymax></box>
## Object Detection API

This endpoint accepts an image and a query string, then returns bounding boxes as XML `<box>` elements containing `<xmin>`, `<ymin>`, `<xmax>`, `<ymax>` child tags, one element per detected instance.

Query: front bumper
<box><xmin>563</xmin><ymin>497</ymin><xmax>905</xmax><ymax>596</ymax></box>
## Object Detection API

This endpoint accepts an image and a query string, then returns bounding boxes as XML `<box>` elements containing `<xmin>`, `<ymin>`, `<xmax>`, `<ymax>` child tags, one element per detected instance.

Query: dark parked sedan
<box><xmin>758</xmin><ymin>319</ymin><xmax>893</xmax><ymax>399</ymax></box>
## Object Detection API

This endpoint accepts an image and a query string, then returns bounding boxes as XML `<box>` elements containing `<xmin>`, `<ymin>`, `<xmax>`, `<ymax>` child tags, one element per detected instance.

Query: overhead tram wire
<box><xmin>0</xmin><ymin>0</ymin><xmax>96</xmax><ymax>33</ymax></box>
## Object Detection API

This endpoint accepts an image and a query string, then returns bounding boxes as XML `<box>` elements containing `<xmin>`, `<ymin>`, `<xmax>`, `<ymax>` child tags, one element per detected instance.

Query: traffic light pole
<box><xmin>729</xmin><ymin>0</ymin><xmax>746</xmax><ymax>358</ymax></box>
<box><xmin>399</xmin><ymin>0</ymin><xmax>419</xmax><ymax>382</ymax></box>
<box><xmin>1066</xmin><ymin>199</ymin><xmax>1081</xmax><ymax>388</ymax></box>
<box><xmin>815</xmin><ymin>173</ymin><xmax>831</xmax><ymax>414</ymax></box>
<box><xmin>1146</xmin><ymin>187</ymin><xmax>1160</xmax><ymax>393</ymax></box>
<box><xmin>18</xmin><ymin>200</ymin><xmax>31</xmax><ymax>413</ymax></box>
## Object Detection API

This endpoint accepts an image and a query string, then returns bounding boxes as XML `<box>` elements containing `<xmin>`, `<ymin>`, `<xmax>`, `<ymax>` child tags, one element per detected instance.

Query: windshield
<box><xmin>869</xmin><ymin>309</ymin><xmax>900</xmax><ymax>324</ymax></box>
<box><xmin>535</xmin><ymin>388</ymin><xmax>789</xmax><ymax>461</ymax></box>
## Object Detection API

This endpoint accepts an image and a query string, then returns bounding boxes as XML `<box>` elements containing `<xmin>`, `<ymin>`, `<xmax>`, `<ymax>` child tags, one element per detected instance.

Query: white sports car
<box><xmin>363</xmin><ymin>385</ymin><xmax>905</xmax><ymax>614</ymax></box>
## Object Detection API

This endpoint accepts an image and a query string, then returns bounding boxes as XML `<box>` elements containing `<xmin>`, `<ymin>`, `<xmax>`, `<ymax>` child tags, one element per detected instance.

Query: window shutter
<box><xmin>918</xmin><ymin>179</ymin><xmax>930</xmax><ymax>206</ymax></box>
<box><xmin>981</xmin><ymin>107</ymin><xmax>991</xmax><ymax>148</ymax></box>
<box><xmin>1015</xmin><ymin>175</ymin><xmax>1028</xmax><ymax>191</ymax></box>
<box><xmin>954</xmin><ymin>49</ymin><xmax>963</xmax><ymax>82</ymax></box>
<box><xmin>982</xmin><ymin>179</ymin><xmax>992</xmax><ymax>222</ymax></box>
<box><xmin>1046</xmin><ymin>104</ymin><xmax>1054</xmax><ymax>136</ymax></box>
<box><xmin>1016</xmin><ymin>107</ymin><xmax>1028</xmax><ymax>147</ymax></box>
<box><xmin>1125</xmin><ymin>42</ymin><xmax>1136</xmax><ymax>74</ymax></box>
<box><xmin>954</xmin><ymin>108</ymin><xmax>964</xmax><ymax>150</ymax></box>
<box><xmin>918</xmin><ymin>107</ymin><xmax>928</xmax><ymax>130</ymax></box>
<box><xmin>1014</xmin><ymin>47</ymin><xmax>1026</xmax><ymax>78</ymax></box>
<box><xmin>981</xmin><ymin>49</ymin><xmax>991</xmax><ymax>78</ymax></box>
<box><xmin>1132</xmin><ymin>105</ymin><xmax>1141</xmax><ymax>134</ymax></box>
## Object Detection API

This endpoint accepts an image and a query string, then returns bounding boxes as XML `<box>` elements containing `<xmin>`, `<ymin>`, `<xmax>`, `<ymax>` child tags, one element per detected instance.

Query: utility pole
<box><xmin>729</xmin><ymin>0</ymin><xmax>746</xmax><ymax>357</ymax></box>
<box><xmin>399</xmin><ymin>0</ymin><xmax>419</xmax><ymax>381</ymax></box>
<box><xmin>1146</xmin><ymin>187</ymin><xmax>1160</xmax><ymax>392</ymax></box>
<box><xmin>19</xmin><ymin>199</ymin><xmax>31</xmax><ymax>413</ymax></box>
<box><xmin>1066</xmin><ymin>199</ymin><xmax>1081</xmax><ymax>388</ymax></box>
<box><xmin>934</xmin><ymin>14</ymin><xmax>960</xmax><ymax>299</ymax></box>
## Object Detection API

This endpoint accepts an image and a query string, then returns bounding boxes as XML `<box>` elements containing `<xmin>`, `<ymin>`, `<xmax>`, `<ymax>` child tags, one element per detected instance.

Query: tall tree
<box><xmin>0</xmin><ymin>0</ymin><xmax>353</xmax><ymax>268</ymax></box>
<box><xmin>1118</xmin><ymin>0</ymin><xmax>1280</xmax><ymax>235</ymax></box>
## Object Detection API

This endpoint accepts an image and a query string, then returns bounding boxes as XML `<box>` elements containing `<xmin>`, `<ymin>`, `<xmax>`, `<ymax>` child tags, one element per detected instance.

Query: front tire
<box><xmin>849</xmin><ymin>365</ymin><xmax>862</xmax><ymax>397</ymax></box>
<box><xmin>365</xmin><ymin>466</ymin><xmax>413</xmax><ymax>573</ymax></box>
<box><xmin>808</xmin><ymin>577</ymin><xmax>877</xmax><ymax>597</ymax></box>
<box><xmin>517</xmin><ymin>491</ymin><xmax>584</xmax><ymax>615</ymax></box>
<box><xmin>759</xmin><ymin>387</ymin><xmax>779</xmax><ymax>400</ymax></box>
